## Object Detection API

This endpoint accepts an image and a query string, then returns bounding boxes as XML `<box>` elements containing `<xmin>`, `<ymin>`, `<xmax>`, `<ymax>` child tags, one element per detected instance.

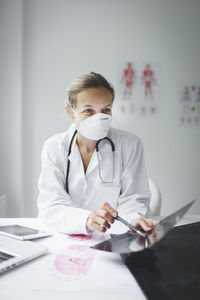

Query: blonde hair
<box><xmin>67</xmin><ymin>72</ymin><xmax>115</xmax><ymax>108</ymax></box>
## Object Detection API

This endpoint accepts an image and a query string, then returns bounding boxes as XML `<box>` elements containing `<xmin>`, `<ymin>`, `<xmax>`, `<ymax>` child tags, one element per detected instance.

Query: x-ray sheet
<box><xmin>91</xmin><ymin>231</ymin><xmax>156</xmax><ymax>253</ymax></box>
<box><xmin>91</xmin><ymin>200</ymin><xmax>196</xmax><ymax>254</ymax></box>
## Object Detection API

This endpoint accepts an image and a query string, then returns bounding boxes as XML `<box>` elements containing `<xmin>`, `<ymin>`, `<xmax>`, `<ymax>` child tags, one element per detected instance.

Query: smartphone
<box><xmin>0</xmin><ymin>224</ymin><xmax>51</xmax><ymax>240</ymax></box>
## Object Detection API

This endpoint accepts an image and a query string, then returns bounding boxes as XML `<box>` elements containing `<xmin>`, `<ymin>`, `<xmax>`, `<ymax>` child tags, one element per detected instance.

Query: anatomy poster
<box><xmin>117</xmin><ymin>60</ymin><xmax>161</xmax><ymax>117</ymax></box>
<box><xmin>179</xmin><ymin>84</ymin><xmax>200</xmax><ymax>126</ymax></box>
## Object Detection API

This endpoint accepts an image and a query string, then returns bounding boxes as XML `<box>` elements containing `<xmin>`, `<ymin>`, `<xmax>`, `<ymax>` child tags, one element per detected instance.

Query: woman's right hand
<box><xmin>86</xmin><ymin>202</ymin><xmax>118</xmax><ymax>233</ymax></box>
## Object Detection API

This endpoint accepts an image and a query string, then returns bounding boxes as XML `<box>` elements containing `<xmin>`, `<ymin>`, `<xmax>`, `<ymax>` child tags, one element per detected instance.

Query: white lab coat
<box><xmin>37</xmin><ymin>124</ymin><xmax>151</xmax><ymax>234</ymax></box>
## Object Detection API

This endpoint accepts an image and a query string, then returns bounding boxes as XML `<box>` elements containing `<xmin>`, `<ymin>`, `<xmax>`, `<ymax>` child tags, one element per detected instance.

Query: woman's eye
<box><xmin>83</xmin><ymin>109</ymin><xmax>93</xmax><ymax>113</ymax></box>
<box><xmin>103</xmin><ymin>108</ymin><xmax>111</xmax><ymax>113</ymax></box>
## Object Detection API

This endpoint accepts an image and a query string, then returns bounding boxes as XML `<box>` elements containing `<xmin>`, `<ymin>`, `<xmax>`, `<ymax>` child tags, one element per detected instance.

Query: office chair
<box><xmin>148</xmin><ymin>178</ymin><xmax>162</xmax><ymax>216</ymax></box>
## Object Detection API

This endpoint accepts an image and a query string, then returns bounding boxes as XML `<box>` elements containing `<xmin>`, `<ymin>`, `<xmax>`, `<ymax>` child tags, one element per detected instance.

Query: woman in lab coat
<box><xmin>37</xmin><ymin>72</ymin><xmax>158</xmax><ymax>234</ymax></box>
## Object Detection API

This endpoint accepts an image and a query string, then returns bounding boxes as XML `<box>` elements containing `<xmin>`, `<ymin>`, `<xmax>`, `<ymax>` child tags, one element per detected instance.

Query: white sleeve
<box><xmin>37</xmin><ymin>141</ymin><xmax>91</xmax><ymax>234</ymax></box>
<box><xmin>117</xmin><ymin>137</ymin><xmax>151</xmax><ymax>223</ymax></box>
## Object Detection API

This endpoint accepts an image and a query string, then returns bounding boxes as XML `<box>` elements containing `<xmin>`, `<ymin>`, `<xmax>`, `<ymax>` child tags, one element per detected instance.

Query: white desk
<box><xmin>0</xmin><ymin>216</ymin><xmax>200</xmax><ymax>300</ymax></box>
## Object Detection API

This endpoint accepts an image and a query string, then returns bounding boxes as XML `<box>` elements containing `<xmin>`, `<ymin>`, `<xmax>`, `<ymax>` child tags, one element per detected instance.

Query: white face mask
<box><xmin>69</xmin><ymin>105</ymin><xmax>111</xmax><ymax>141</ymax></box>
<box><xmin>69</xmin><ymin>104</ymin><xmax>112</xmax><ymax>140</ymax></box>
<box><xmin>77</xmin><ymin>113</ymin><xmax>112</xmax><ymax>140</ymax></box>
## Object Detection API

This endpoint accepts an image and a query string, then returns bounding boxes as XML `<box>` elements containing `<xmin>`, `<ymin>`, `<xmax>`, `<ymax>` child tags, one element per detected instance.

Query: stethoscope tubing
<box><xmin>66</xmin><ymin>130</ymin><xmax>115</xmax><ymax>194</ymax></box>
<box><xmin>66</xmin><ymin>130</ymin><xmax>77</xmax><ymax>194</ymax></box>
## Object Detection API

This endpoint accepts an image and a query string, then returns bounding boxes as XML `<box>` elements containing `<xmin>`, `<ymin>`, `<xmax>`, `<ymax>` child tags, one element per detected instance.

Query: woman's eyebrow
<box><xmin>81</xmin><ymin>104</ymin><xmax>112</xmax><ymax>108</ymax></box>
<box><xmin>82</xmin><ymin>105</ymin><xmax>93</xmax><ymax>108</ymax></box>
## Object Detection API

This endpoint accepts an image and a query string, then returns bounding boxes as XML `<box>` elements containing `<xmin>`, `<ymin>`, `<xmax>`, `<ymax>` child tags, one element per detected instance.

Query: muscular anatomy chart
<box><xmin>141</xmin><ymin>64</ymin><xmax>156</xmax><ymax>100</ymax></box>
<box><xmin>118</xmin><ymin>61</ymin><xmax>160</xmax><ymax>117</ymax></box>
<box><xmin>120</xmin><ymin>62</ymin><xmax>136</xmax><ymax>99</ymax></box>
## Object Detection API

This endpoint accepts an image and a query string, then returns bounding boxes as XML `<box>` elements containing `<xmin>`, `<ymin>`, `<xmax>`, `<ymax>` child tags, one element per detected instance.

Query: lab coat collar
<box><xmin>60</xmin><ymin>124</ymin><xmax>113</xmax><ymax>152</ymax></box>
<box><xmin>68</xmin><ymin>141</ymin><xmax>99</xmax><ymax>177</ymax></box>
<box><xmin>60</xmin><ymin>123</ymin><xmax>77</xmax><ymax>152</ymax></box>
<box><xmin>60</xmin><ymin>124</ymin><xmax>113</xmax><ymax>176</ymax></box>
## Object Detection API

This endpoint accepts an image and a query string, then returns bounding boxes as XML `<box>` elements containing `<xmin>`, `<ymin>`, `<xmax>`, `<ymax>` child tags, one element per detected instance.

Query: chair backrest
<box><xmin>0</xmin><ymin>195</ymin><xmax>7</xmax><ymax>217</ymax></box>
<box><xmin>148</xmin><ymin>178</ymin><xmax>162</xmax><ymax>216</ymax></box>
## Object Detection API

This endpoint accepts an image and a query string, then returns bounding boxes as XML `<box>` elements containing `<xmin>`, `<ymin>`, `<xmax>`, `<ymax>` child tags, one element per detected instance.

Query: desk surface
<box><xmin>0</xmin><ymin>215</ymin><xmax>200</xmax><ymax>300</ymax></box>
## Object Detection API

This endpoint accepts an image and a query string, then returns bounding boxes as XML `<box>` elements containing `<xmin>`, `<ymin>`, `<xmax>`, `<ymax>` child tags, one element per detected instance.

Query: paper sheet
<box><xmin>27</xmin><ymin>232</ymin><xmax>145</xmax><ymax>298</ymax></box>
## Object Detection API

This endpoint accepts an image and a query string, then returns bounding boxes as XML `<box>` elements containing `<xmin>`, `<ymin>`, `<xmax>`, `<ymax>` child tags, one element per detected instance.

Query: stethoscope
<box><xmin>66</xmin><ymin>130</ymin><xmax>115</xmax><ymax>194</ymax></box>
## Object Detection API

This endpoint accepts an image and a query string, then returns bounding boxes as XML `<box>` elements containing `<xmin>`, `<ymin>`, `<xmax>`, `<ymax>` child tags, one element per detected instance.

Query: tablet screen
<box><xmin>0</xmin><ymin>225</ymin><xmax>40</xmax><ymax>237</ymax></box>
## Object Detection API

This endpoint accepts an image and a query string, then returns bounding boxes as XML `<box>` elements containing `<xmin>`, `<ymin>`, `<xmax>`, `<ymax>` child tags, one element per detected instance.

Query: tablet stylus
<box><xmin>115</xmin><ymin>216</ymin><xmax>147</xmax><ymax>238</ymax></box>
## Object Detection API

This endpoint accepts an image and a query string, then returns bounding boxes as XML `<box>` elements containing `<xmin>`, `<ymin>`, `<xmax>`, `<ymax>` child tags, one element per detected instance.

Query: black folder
<box><xmin>121</xmin><ymin>221</ymin><xmax>200</xmax><ymax>300</ymax></box>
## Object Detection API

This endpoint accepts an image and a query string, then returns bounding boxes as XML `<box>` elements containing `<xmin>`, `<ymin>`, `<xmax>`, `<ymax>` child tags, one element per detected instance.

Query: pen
<box><xmin>115</xmin><ymin>216</ymin><xmax>147</xmax><ymax>238</ymax></box>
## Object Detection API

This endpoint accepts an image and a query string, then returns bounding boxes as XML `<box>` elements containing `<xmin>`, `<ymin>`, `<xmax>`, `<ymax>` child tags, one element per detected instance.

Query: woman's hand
<box><xmin>86</xmin><ymin>202</ymin><xmax>118</xmax><ymax>233</ymax></box>
<box><xmin>130</xmin><ymin>217</ymin><xmax>158</xmax><ymax>232</ymax></box>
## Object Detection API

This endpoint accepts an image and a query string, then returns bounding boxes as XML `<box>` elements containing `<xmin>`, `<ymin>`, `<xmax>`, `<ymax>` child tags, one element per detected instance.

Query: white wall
<box><xmin>0</xmin><ymin>0</ymin><xmax>23</xmax><ymax>216</ymax></box>
<box><xmin>1</xmin><ymin>0</ymin><xmax>200</xmax><ymax>217</ymax></box>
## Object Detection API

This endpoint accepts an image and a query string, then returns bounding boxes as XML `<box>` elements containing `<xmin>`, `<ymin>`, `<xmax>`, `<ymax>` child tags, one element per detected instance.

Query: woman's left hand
<box><xmin>130</xmin><ymin>217</ymin><xmax>158</xmax><ymax>232</ymax></box>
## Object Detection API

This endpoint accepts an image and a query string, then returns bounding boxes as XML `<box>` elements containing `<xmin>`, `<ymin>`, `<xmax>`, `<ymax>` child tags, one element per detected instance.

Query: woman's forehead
<box><xmin>76</xmin><ymin>88</ymin><xmax>112</xmax><ymax>108</ymax></box>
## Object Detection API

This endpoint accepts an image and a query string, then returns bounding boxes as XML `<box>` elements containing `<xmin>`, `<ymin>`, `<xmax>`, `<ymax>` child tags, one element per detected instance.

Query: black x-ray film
<box><xmin>121</xmin><ymin>221</ymin><xmax>200</xmax><ymax>299</ymax></box>
<box><xmin>91</xmin><ymin>200</ymin><xmax>196</xmax><ymax>254</ymax></box>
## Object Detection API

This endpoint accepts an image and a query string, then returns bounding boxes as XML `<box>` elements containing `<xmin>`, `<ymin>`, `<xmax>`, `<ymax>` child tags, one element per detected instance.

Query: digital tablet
<box><xmin>0</xmin><ymin>224</ymin><xmax>51</xmax><ymax>240</ymax></box>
